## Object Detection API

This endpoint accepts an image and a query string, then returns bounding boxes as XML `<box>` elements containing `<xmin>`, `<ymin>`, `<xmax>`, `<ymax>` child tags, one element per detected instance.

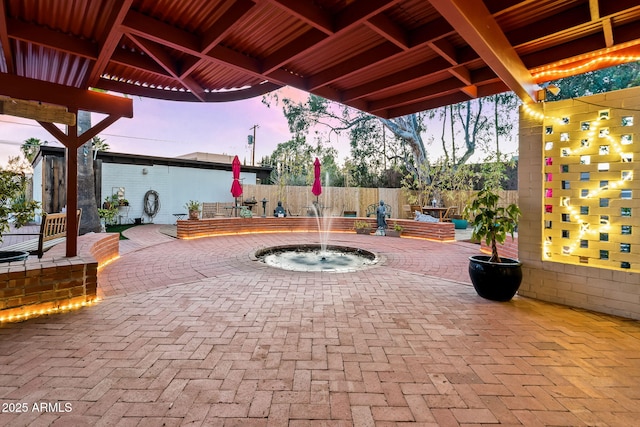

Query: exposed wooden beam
<box><xmin>602</xmin><ymin>18</ymin><xmax>614</xmax><ymax>47</ymax></box>
<box><xmin>121</xmin><ymin>10</ymin><xmax>200</xmax><ymax>54</ymax></box>
<box><xmin>86</xmin><ymin>0</ymin><xmax>133</xmax><ymax>87</ymax></box>
<box><xmin>180</xmin><ymin>0</ymin><xmax>256</xmax><ymax>79</ymax></box>
<box><xmin>385</xmin><ymin>91</ymin><xmax>472</xmax><ymax>119</ymax></box>
<box><xmin>0</xmin><ymin>96</ymin><xmax>76</xmax><ymax>125</ymax></box>
<box><xmin>335</xmin><ymin>0</ymin><xmax>401</xmax><ymax>32</ymax></box>
<box><xmin>410</xmin><ymin>18</ymin><xmax>454</xmax><ymax>46</ymax></box>
<box><xmin>110</xmin><ymin>48</ymin><xmax>173</xmax><ymax>78</ymax></box>
<box><xmin>589</xmin><ymin>0</ymin><xmax>600</xmax><ymax>20</ymax></box>
<box><xmin>128</xmin><ymin>34</ymin><xmax>206</xmax><ymax>101</ymax></box>
<box><xmin>6</xmin><ymin>17</ymin><xmax>97</xmax><ymax>59</ymax></box>
<box><xmin>120</xmin><ymin>9</ymin><xmax>303</xmax><ymax>89</ymax></box>
<box><xmin>0</xmin><ymin>0</ymin><xmax>15</xmax><ymax>73</ymax></box>
<box><xmin>262</xmin><ymin>29</ymin><xmax>328</xmax><ymax>74</ymax></box>
<box><xmin>264</xmin><ymin>0</ymin><xmax>403</xmax><ymax>81</ymax></box>
<box><xmin>429</xmin><ymin>38</ymin><xmax>458</xmax><ymax>65</ymax></box>
<box><xmin>365</xmin><ymin>14</ymin><xmax>409</xmax><ymax>50</ymax></box>
<box><xmin>449</xmin><ymin>66</ymin><xmax>472</xmax><ymax>85</ymax></box>
<box><xmin>429</xmin><ymin>0</ymin><xmax>538</xmax><ymax>103</ymax></box>
<box><xmin>308</xmin><ymin>42</ymin><xmax>401</xmax><ymax>91</ymax></box>
<box><xmin>369</xmin><ymin>77</ymin><xmax>465</xmax><ymax>112</ymax></box>
<box><xmin>505</xmin><ymin>5</ymin><xmax>590</xmax><ymax>47</ymax></box>
<box><xmin>0</xmin><ymin>74</ymin><xmax>133</xmax><ymax>118</ymax></box>
<box><xmin>341</xmin><ymin>57</ymin><xmax>452</xmax><ymax>102</ymax></box>
<box><xmin>266</xmin><ymin>0</ymin><xmax>334</xmax><ymax>35</ymax></box>
<box><xmin>460</xmin><ymin>85</ymin><xmax>477</xmax><ymax>98</ymax></box>
<box><xmin>201</xmin><ymin>0</ymin><xmax>256</xmax><ymax>51</ymax></box>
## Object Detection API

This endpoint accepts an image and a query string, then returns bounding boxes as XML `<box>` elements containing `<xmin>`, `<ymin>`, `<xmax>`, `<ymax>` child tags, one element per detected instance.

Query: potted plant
<box><xmin>184</xmin><ymin>200</ymin><xmax>201</xmax><ymax>220</ymax></box>
<box><xmin>386</xmin><ymin>222</ymin><xmax>403</xmax><ymax>237</ymax></box>
<box><xmin>463</xmin><ymin>188</ymin><xmax>522</xmax><ymax>301</ymax></box>
<box><xmin>0</xmin><ymin>159</ymin><xmax>40</xmax><ymax>263</ymax></box>
<box><xmin>353</xmin><ymin>220</ymin><xmax>372</xmax><ymax>235</ymax></box>
<box><xmin>450</xmin><ymin>215</ymin><xmax>468</xmax><ymax>230</ymax></box>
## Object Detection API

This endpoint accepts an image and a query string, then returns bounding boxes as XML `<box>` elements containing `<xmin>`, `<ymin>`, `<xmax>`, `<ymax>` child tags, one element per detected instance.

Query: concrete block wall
<box><xmin>518</xmin><ymin>88</ymin><xmax>640</xmax><ymax>320</ymax></box>
<box><xmin>480</xmin><ymin>235</ymin><xmax>519</xmax><ymax>260</ymax></box>
<box><xmin>101</xmin><ymin>163</ymin><xmax>256</xmax><ymax>225</ymax></box>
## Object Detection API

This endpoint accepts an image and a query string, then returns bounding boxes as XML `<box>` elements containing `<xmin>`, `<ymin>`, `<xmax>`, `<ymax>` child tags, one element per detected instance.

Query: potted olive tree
<box><xmin>463</xmin><ymin>188</ymin><xmax>522</xmax><ymax>301</ymax></box>
<box><xmin>0</xmin><ymin>160</ymin><xmax>40</xmax><ymax>263</ymax></box>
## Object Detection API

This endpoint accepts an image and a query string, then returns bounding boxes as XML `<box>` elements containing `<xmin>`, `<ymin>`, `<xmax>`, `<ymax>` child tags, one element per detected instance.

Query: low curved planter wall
<box><xmin>0</xmin><ymin>233</ymin><xmax>119</xmax><ymax>322</ymax></box>
<box><xmin>177</xmin><ymin>217</ymin><xmax>455</xmax><ymax>241</ymax></box>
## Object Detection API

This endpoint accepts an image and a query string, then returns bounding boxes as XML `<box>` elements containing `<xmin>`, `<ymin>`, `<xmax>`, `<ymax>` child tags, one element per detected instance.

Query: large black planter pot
<box><xmin>468</xmin><ymin>255</ymin><xmax>522</xmax><ymax>301</ymax></box>
<box><xmin>0</xmin><ymin>251</ymin><xmax>30</xmax><ymax>264</ymax></box>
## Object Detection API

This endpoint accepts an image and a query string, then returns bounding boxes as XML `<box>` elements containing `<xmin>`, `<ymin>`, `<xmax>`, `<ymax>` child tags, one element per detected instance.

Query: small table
<box><xmin>422</xmin><ymin>207</ymin><xmax>447</xmax><ymax>221</ymax></box>
<box><xmin>173</xmin><ymin>213</ymin><xmax>186</xmax><ymax>224</ymax></box>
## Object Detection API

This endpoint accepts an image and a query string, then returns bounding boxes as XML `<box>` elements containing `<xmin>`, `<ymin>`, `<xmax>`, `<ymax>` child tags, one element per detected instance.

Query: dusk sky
<box><xmin>1</xmin><ymin>87</ymin><xmax>518</xmax><ymax>168</ymax></box>
<box><xmin>0</xmin><ymin>87</ymin><xmax>351</xmax><ymax>167</ymax></box>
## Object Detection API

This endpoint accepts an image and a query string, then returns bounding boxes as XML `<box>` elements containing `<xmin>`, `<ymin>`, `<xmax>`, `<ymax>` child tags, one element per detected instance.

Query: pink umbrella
<box><xmin>312</xmin><ymin>157</ymin><xmax>322</xmax><ymax>200</ymax></box>
<box><xmin>231</xmin><ymin>155</ymin><xmax>243</xmax><ymax>216</ymax></box>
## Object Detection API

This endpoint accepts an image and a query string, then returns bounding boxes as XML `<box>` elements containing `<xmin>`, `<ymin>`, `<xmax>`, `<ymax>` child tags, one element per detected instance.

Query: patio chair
<box><xmin>442</xmin><ymin>206</ymin><xmax>458</xmax><ymax>222</ymax></box>
<box><xmin>402</xmin><ymin>204</ymin><xmax>412</xmax><ymax>219</ymax></box>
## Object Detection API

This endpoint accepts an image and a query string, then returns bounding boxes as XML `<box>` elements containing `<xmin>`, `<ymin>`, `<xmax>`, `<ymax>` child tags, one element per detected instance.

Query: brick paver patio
<box><xmin>1</xmin><ymin>225</ymin><xmax>639</xmax><ymax>426</ymax></box>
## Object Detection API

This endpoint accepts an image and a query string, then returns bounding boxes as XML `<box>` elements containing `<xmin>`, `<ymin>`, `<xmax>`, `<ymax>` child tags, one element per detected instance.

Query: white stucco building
<box><xmin>32</xmin><ymin>146</ymin><xmax>272</xmax><ymax>225</ymax></box>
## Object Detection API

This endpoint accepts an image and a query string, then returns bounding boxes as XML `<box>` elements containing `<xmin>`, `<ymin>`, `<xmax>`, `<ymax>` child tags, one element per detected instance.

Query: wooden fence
<box><xmin>240</xmin><ymin>185</ymin><xmax>518</xmax><ymax>218</ymax></box>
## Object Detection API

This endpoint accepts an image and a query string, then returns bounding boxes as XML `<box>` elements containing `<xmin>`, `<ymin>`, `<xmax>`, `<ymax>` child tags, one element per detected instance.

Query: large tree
<box><xmin>76</xmin><ymin>111</ymin><xmax>101</xmax><ymax>234</ymax></box>
<box><xmin>546</xmin><ymin>61</ymin><xmax>640</xmax><ymax>99</ymax></box>
<box><xmin>265</xmin><ymin>94</ymin><xmax>430</xmax><ymax>185</ymax></box>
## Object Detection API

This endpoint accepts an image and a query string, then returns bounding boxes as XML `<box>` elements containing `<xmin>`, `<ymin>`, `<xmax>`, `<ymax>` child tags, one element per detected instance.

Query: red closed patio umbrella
<box><xmin>231</xmin><ymin>155</ymin><xmax>243</xmax><ymax>216</ymax></box>
<box><xmin>312</xmin><ymin>157</ymin><xmax>322</xmax><ymax>201</ymax></box>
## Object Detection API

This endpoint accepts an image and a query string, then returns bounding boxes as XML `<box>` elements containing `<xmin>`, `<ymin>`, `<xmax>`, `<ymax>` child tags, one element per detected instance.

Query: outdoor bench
<box><xmin>2</xmin><ymin>210</ymin><xmax>82</xmax><ymax>258</ymax></box>
<box><xmin>365</xmin><ymin>203</ymin><xmax>392</xmax><ymax>218</ymax></box>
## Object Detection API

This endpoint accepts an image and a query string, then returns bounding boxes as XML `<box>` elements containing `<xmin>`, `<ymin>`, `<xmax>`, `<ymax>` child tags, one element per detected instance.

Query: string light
<box><xmin>0</xmin><ymin>298</ymin><xmax>100</xmax><ymax>324</ymax></box>
<box><xmin>538</xmin><ymin>100</ymin><xmax>636</xmax><ymax>269</ymax></box>
<box><xmin>532</xmin><ymin>55</ymin><xmax>640</xmax><ymax>79</ymax></box>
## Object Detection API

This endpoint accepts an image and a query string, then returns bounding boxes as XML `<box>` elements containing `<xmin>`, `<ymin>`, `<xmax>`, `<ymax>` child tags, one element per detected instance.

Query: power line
<box><xmin>0</xmin><ymin>118</ymin><xmax>184</xmax><ymax>144</ymax></box>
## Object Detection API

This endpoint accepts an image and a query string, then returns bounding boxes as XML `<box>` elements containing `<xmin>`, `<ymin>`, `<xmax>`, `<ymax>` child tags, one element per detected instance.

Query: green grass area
<box><xmin>105</xmin><ymin>224</ymin><xmax>137</xmax><ymax>240</ymax></box>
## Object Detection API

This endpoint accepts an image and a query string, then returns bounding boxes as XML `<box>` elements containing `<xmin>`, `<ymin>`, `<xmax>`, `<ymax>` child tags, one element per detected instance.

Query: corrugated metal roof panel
<box><xmin>2</xmin><ymin>0</ymin><xmax>640</xmax><ymax>115</ymax></box>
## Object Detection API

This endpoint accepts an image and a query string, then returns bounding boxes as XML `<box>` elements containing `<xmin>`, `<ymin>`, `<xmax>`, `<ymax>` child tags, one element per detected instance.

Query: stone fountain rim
<box><xmin>252</xmin><ymin>244</ymin><xmax>379</xmax><ymax>266</ymax></box>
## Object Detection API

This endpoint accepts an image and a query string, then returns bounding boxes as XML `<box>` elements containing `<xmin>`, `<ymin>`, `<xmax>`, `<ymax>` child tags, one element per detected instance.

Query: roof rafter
<box><xmin>369</xmin><ymin>76</ymin><xmax>465</xmax><ymax>113</ymax></box>
<box><xmin>266</xmin><ymin>0</ymin><xmax>333</xmax><ymax>35</ymax></box>
<box><xmin>85</xmin><ymin>0</ymin><xmax>133</xmax><ymax>87</ymax></box>
<box><xmin>308</xmin><ymin>41</ymin><xmax>401</xmax><ymax>91</ymax></box>
<box><xmin>386</xmin><ymin>91</ymin><xmax>472</xmax><ymax>118</ymax></box>
<box><xmin>179</xmin><ymin>0</ymin><xmax>256</xmax><ymax>79</ymax></box>
<box><xmin>341</xmin><ymin>56</ymin><xmax>452</xmax><ymax>103</ymax></box>
<box><xmin>365</xmin><ymin>13</ymin><xmax>409</xmax><ymax>50</ymax></box>
<box><xmin>6</xmin><ymin>17</ymin><xmax>97</xmax><ymax>59</ymax></box>
<box><xmin>121</xmin><ymin>9</ymin><xmax>304</xmax><ymax>90</ymax></box>
<box><xmin>0</xmin><ymin>73</ymin><xmax>132</xmax><ymax>117</ymax></box>
<box><xmin>128</xmin><ymin>34</ymin><xmax>206</xmax><ymax>101</ymax></box>
<box><xmin>263</xmin><ymin>0</ymin><xmax>403</xmax><ymax>81</ymax></box>
<box><xmin>0</xmin><ymin>0</ymin><xmax>14</xmax><ymax>73</ymax></box>
<box><xmin>429</xmin><ymin>0</ymin><xmax>538</xmax><ymax>103</ymax></box>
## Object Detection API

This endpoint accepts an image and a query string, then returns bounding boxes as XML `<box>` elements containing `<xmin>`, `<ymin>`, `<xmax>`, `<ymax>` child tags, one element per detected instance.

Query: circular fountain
<box><xmin>255</xmin><ymin>244</ymin><xmax>377</xmax><ymax>272</ymax></box>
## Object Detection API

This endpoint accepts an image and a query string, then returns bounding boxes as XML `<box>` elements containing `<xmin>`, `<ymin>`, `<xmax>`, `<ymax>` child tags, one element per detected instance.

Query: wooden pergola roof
<box><xmin>2</xmin><ymin>0</ymin><xmax>640</xmax><ymax>119</ymax></box>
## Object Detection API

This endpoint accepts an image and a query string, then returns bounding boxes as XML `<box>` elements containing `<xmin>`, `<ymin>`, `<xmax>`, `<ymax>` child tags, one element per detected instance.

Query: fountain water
<box><xmin>255</xmin><ymin>172</ymin><xmax>378</xmax><ymax>272</ymax></box>
<box><xmin>309</xmin><ymin>171</ymin><xmax>333</xmax><ymax>257</ymax></box>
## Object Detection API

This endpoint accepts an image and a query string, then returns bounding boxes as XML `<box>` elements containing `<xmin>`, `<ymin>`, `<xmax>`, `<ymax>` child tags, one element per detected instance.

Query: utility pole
<box><xmin>248</xmin><ymin>124</ymin><xmax>259</xmax><ymax>166</ymax></box>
